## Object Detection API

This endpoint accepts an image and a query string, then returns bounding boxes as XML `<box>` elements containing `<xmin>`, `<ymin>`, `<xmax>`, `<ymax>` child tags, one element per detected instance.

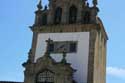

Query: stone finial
<box><xmin>61</xmin><ymin>51</ymin><xmax>67</xmax><ymax>64</ymax></box>
<box><xmin>34</xmin><ymin>0</ymin><xmax>43</xmax><ymax>27</ymax></box>
<box><xmin>44</xmin><ymin>5</ymin><xmax>48</xmax><ymax>11</ymax></box>
<box><xmin>37</xmin><ymin>0</ymin><xmax>42</xmax><ymax>10</ymax></box>
<box><xmin>93</xmin><ymin>0</ymin><xmax>98</xmax><ymax>7</ymax></box>
<box><xmin>86</xmin><ymin>1</ymin><xmax>89</xmax><ymax>7</ymax></box>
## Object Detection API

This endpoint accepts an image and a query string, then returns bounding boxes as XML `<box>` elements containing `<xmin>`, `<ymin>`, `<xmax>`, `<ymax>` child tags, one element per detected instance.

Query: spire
<box><xmin>93</xmin><ymin>0</ymin><xmax>98</xmax><ymax>7</ymax></box>
<box><xmin>37</xmin><ymin>0</ymin><xmax>42</xmax><ymax>10</ymax></box>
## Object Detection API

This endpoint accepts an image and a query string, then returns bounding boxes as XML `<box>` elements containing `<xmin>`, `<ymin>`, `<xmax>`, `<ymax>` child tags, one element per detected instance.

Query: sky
<box><xmin>0</xmin><ymin>0</ymin><xmax>125</xmax><ymax>83</ymax></box>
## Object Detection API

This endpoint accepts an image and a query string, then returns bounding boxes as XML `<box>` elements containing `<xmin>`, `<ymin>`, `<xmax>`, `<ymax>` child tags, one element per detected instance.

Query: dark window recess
<box><xmin>54</xmin><ymin>7</ymin><xmax>62</xmax><ymax>24</ymax></box>
<box><xmin>36</xmin><ymin>16</ymin><xmax>42</xmax><ymax>26</ymax></box>
<box><xmin>70</xmin><ymin>43</ymin><xmax>77</xmax><ymax>52</ymax></box>
<box><xmin>83</xmin><ymin>11</ymin><xmax>90</xmax><ymax>24</ymax></box>
<box><xmin>69</xmin><ymin>5</ymin><xmax>77</xmax><ymax>24</ymax></box>
<box><xmin>48</xmin><ymin>44</ymin><xmax>54</xmax><ymax>52</ymax></box>
<box><xmin>42</xmin><ymin>14</ymin><xmax>47</xmax><ymax>25</ymax></box>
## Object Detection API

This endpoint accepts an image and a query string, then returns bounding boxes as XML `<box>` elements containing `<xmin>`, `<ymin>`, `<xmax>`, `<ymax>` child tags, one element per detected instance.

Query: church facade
<box><xmin>22</xmin><ymin>0</ymin><xmax>108</xmax><ymax>83</ymax></box>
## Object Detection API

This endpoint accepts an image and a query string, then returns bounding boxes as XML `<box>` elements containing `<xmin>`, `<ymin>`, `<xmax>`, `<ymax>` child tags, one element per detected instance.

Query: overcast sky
<box><xmin>0</xmin><ymin>0</ymin><xmax>125</xmax><ymax>83</ymax></box>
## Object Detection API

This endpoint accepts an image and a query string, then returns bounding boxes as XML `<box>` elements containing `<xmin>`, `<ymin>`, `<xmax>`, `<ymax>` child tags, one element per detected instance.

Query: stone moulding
<box><xmin>30</xmin><ymin>23</ymin><xmax>108</xmax><ymax>40</ymax></box>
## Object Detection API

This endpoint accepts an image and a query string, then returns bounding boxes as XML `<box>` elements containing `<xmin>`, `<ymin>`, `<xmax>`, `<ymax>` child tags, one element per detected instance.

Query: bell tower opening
<box><xmin>42</xmin><ymin>13</ymin><xmax>47</xmax><ymax>25</ymax></box>
<box><xmin>54</xmin><ymin>7</ymin><xmax>62</xmax><ymax>24</ymax></box>
<box><xmin>69</xmin><ymin>5</ymin><xmax>77</xmax><ymax>24</ymax></box>
<box><xmin>83</xmin><ymin>11</ymin><xmax>90</xmax><ymax>24</ymax></box>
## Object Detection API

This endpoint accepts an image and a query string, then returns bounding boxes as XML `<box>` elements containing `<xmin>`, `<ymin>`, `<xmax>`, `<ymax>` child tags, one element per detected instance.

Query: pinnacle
<box><xmin>37</xmin><ymin>0</ymin><xmax>42</xmax><ymax>10</ymax></box>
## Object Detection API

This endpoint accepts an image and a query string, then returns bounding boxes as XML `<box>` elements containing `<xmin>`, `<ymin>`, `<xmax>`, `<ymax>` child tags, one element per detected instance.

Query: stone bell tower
<box><xmin>23</xmin><ymin>0</ymin><xmax>108</xmax><ymax>83</ymax></box>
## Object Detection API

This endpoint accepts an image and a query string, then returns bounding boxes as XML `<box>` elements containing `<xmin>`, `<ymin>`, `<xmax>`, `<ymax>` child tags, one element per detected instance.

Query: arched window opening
<box><xmin>83</xmin><ymin>11</ymin><xmax>90</xmax><ymax>24</ymax></box>
<box><xmin>54</xmin><ymin>7</ymin><xmax>62</xmax><ymax>24</ymax></box>
<box><xmin>69</xmin><ymin>5</ymin><xmax>77</xmax><ymax>24</ymax></box>
<box><xmin>42</xmin><ymin>13</ymin><xmax>47</xmax><ymax>25</ymax></box>
<box><xmin>35</xmin><ymin>15</ymin><xmax>42</xmax><ymax>26</ymax></box>
<box><xmin>37</xmin><ymin>70</ymin><xmax>54</xmax><ymax>83</ymax></box>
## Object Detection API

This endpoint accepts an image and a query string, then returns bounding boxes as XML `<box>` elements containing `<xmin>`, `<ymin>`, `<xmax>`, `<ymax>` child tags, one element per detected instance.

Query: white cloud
<box><xmin>107</xmin><ymin>67</ymin><xmax>125</xmax><ymax>78</ymax></box>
